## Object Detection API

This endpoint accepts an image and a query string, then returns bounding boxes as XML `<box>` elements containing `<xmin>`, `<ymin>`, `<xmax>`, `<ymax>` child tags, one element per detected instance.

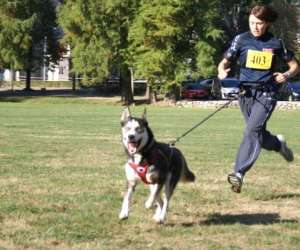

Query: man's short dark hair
<box><xmin>250</xmin><ymin>5</ymin><xmax>278</xmax><ymax>23</ymax></box>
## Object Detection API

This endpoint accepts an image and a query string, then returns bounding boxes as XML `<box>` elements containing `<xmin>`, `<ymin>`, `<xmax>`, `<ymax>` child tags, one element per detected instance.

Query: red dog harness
<box><xmin>128</xmin><ymin>147</ymin><xmax>172</xmax><ymax>185</ymax></box>
<box><xmin>129</xmin><ymin>161</ymin><xmax>151</xmax><ymax>184</ymax></box>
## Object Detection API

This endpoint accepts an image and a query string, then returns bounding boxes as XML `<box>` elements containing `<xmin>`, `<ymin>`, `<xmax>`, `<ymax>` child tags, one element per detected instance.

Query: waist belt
<box><xmin>240</xmin><ymin>83</ymin><xmax>276</xmax><ymax>92</ymax></box>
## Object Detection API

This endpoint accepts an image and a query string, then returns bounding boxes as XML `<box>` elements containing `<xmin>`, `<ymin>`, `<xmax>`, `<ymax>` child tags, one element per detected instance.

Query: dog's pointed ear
<box><xmin>121</xmin><ymin>107</ymin><xmax>131</xmax><ymax>123</ymax></box>
<box><xmin>141</xmin><ymin>107</ymin><xmax>147</xmax><ymax>121</ymax></box>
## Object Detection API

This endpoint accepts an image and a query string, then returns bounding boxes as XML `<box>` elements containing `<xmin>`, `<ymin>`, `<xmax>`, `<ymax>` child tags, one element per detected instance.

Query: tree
<box><xmin>0</xmin><ymin>0</ymin><xmax>61</xmax><ymax>90</ymax></box>
<box><xmin>59</xmin><ymin>0</ymin><xmax>141</xmax><ymax>105</ymax></box>
<box><xmin>129</xmin><ymin>0</ymin><xmax>224</xmax><ymax>102</ymax></box>
<box><xmin>271</xmin><ymin>0</ymin><xmax>299</xmax><ymax>50</ymax></box>
<box><xmin>219</xmin><ymin>0</ymin><xmax>272</xmax><ymax>37</ymax></box>
<box><xmin>59</xmin><ymin>0</ymin><xmax>225</xmax><ymax>103</ymax></box>
<box><xmin>58</xmin><ymin>1</ymin><xmax>110</xmax><ymax>85</ymax></box>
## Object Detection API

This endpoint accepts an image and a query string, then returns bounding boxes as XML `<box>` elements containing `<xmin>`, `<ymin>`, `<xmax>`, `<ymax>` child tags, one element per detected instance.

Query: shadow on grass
<box><xmin>254</xmin><ymin>192</ymin><xmax>300</xmax><ymax>201</ymax></box>
<box><xmin>166</xmin><ymin>213</ymin><xmax>298</xmax><ymax>228</ymax></box>
<box><xmin>199</xmin><ymin>213</ymin><xmax>298</xmax><ymax>226</ymax></box>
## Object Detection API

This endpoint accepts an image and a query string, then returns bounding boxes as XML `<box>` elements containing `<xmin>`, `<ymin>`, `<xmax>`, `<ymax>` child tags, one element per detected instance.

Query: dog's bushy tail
<box><xmin>182</xmin><ymin>167</ymin><xmax>195</xmax><ymax>182</ymax></box>
<box><xmin>181</xmin><ymin>158</ymin><xmax>195</xmax><ymax>183</ymax></box>
<box><xmin>172</xmin><ymin>147</ymin><xmax>195</xmax><ymax>183</ymax></box>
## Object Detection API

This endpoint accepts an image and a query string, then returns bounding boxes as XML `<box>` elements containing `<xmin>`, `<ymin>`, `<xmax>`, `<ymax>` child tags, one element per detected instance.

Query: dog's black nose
<box><xmin>128</xmin><ymin>135</ymin><xmax>135</xmax><ymax>141</ymax></box>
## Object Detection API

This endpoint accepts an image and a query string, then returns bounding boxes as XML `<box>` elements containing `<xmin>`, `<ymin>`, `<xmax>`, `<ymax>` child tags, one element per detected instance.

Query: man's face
<box><xmin>249</xmin><ymin>14</ymin><xmax>270</xmax><ymax>37</ymax></box>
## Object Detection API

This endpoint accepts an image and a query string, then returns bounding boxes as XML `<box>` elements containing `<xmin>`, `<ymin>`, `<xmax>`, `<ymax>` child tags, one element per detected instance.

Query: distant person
<box><xmin>217</xmin><ymin>4</ymin><xmax>300</xmax><ymax>193</ymax></box>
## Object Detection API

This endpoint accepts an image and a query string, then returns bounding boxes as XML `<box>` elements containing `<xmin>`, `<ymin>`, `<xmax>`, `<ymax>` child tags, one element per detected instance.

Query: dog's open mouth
<box><xmin>128</xmin><ymin>139</ymin><xmax>141</xmax><ymax>154</ymax></box>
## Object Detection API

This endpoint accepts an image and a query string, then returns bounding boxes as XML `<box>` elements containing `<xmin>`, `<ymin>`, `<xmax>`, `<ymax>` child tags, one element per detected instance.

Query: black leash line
<box><xmin>169</xmin><ymin>99</ymin><xmax>235</xmax><ymax>146</ymax></box>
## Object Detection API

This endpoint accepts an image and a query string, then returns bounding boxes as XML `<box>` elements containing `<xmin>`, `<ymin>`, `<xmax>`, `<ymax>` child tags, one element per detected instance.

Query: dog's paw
<box><xmin>119</xmin><ymin>212</ymin><xmax>129</xmax><ymax>220</ymax></box>
<box><xmin>153</xmin><ymin>215</ymin><xmax>165</xmax><ymax>224</ymax></box>
<box><xmin>145</xmin><ymin>199</ymin><xmax>154</xmax><ymax>209</ymax></box>
<box><xmin>153</xmin><ymin>209</ymin><xmax>166</xmax><ymax>224</ymax></box>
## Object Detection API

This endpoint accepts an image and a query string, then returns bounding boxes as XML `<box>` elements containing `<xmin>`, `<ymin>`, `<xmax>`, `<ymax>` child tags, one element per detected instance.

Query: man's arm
<box><xmin>273</xmin><ymin>58</ymin><xmax>300</xmax><ymax>84</ymax></box>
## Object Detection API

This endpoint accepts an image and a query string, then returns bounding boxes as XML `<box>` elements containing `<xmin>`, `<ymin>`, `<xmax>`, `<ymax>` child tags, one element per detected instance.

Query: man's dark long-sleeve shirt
<box><xmin>224</xmin><ymin>31</ymin><xmax>294</xmax><ymax>84</ymax></box>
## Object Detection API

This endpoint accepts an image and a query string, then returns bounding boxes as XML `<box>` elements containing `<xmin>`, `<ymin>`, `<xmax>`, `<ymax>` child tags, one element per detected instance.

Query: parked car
<box><xmin>198</xmin><ymin>78</ymin><xmax>223</xmax><ymax>99</ymax></box>
<box><xmin>220</xmin><ymin>77</ymin><xmax>240</xmax><ymax>99</ymax></box>
<box><xmin>279</xmin><ymin>82</ymin><xmax>300</xmax><ymax>101</ymax></box>
<box><xmin>181</xmin><ymin>82</ymin><xmax>210</xmax><ymax>99</ymax></box>
<box><xmin>198</xmin><ymin>77</ymin><xmax>241</xmax><ymax>99</ymax></box>
<box><xmin>198</xmin><ymin>78</ymin><xmax>214</xmax><ymax>90</ymax></box>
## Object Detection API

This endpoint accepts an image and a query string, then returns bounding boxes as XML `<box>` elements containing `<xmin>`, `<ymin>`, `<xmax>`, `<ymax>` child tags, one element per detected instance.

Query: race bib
<box><xmin>245</xmin><ymin>49</ymin><xmax>273</xmax><ymax>70</ymax></box>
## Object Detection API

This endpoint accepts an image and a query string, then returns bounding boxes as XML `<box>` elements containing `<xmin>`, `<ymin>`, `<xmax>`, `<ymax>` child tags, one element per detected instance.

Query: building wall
<box><xmin>2</xmin><ymin>56</ymin><xmax>70</xmax><ymax>82</ymax></box>
<box><xmin>47</xmin><ymin>57</ymin><xmax>70</xmax><ymax>81</ymax></box>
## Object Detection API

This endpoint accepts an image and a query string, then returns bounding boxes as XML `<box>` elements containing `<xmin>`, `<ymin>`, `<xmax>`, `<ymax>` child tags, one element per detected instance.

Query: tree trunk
<box><xmin>25</xmin><ymin>46</ymin><xmax>33</xmax><ymax>91</ymax></box>
<box><xmin>119</xmin><ymin>18</ymin><xmax>133</xmax><ymax>105</ymax></box>
<box><xmin>10</xmin><ymin>65</ymin><xmax>15</xmax><ymax>91</ymax></box>
<box><xmin>69</xmin><ymin>58</ymin><xmax>76</xmax><ymax>91</ymax></box>
<box><xmin>72</xmin><ymin>73</ymin><xmax>76</xmax><ymax>91</ymax></box>
<box><xmin>145</xmin><ymin>84</ymin><xmax>157</xmax><ymax>103</ymax></box>
<box><xmin>164</xmin><ymin>84</ymin><xmax>180</xmax><ymax>103</ymax></box>
<box><xmin>120</xmin><ymin>65</ymin><xmax>134</xmax><ymax>105</ymax></box>
<box><xmin>130</xmin><ymin>67</ymin><xmax>134</xmax><ymax>96</ymax></box>
<box><xmin>25</xmin><ymin>69</ymin><xmax>32</xmax><ymax>91</ymax></box>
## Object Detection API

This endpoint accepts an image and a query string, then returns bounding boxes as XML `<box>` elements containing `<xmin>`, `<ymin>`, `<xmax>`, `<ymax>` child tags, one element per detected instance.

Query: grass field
<box><xmin>0</xmin><ymin>97</ymin><xmax>299</xmax><ymax>250</ymax></box>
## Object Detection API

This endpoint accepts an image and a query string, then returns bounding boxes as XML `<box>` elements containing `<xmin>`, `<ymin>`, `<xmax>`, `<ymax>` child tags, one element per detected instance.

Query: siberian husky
<box><xmin>119</xmin><ymin>107</ymin><xmax>195</xmax><ymax>223</ymax></box>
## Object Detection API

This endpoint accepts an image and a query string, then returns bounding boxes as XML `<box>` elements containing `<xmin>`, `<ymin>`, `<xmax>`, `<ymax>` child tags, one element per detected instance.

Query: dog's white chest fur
<box><xmin>132</xmin><ymin>154</ymin><xmax>142</xmax><ymax>164</ymax></box>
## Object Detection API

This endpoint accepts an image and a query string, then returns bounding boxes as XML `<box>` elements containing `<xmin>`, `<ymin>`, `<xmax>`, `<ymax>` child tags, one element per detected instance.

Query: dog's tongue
<box><xmin>128</xmin><ymin>142</ymin><xmax>138</xmax><ymax>154</ymax></box>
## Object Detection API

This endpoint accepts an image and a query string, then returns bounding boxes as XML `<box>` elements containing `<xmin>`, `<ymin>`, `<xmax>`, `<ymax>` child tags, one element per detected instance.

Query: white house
<box><xmin>1</xmin><ymin>48</ymin><xmax>71</xmax><ymax>82</ymax></box>
<box><xmin>47</xmin><ymin>46</ymin><xmax>71</xmax><ymax>81</ymax></box>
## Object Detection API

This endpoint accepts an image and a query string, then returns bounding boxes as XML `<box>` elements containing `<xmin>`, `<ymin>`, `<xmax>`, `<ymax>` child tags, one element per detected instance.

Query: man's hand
<box><xmin>217</xmin><ymin>58</ymin><xmax>231</xmax><ymax>80</ymax></box>
<box><xmin>273</xmin><ymin>72</ymin><xmax>289</xmax><ymax>84</ymax></box>
<box><xmin>274</xmin><ymin>58</ymin><xmax>300</xmax><ymax>84</ymax></box>
<box><xmin>218</xmin><ymin>68</ymin><xmax>230</xmax><ymax>80</ymax></box>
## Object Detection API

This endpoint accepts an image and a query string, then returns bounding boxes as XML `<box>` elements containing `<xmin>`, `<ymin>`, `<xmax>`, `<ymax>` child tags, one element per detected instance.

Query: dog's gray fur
<box><xmin>119</xmin><ymin>107</ymin><xmax>195</xmax><ymax>223</ymax></box>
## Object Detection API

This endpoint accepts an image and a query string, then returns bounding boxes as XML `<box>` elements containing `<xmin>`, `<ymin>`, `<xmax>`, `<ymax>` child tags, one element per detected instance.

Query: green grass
<box><xmin>0</xmin><ymin>97</ymin><xmax>299</xmax><ymax>249</ymax></box>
